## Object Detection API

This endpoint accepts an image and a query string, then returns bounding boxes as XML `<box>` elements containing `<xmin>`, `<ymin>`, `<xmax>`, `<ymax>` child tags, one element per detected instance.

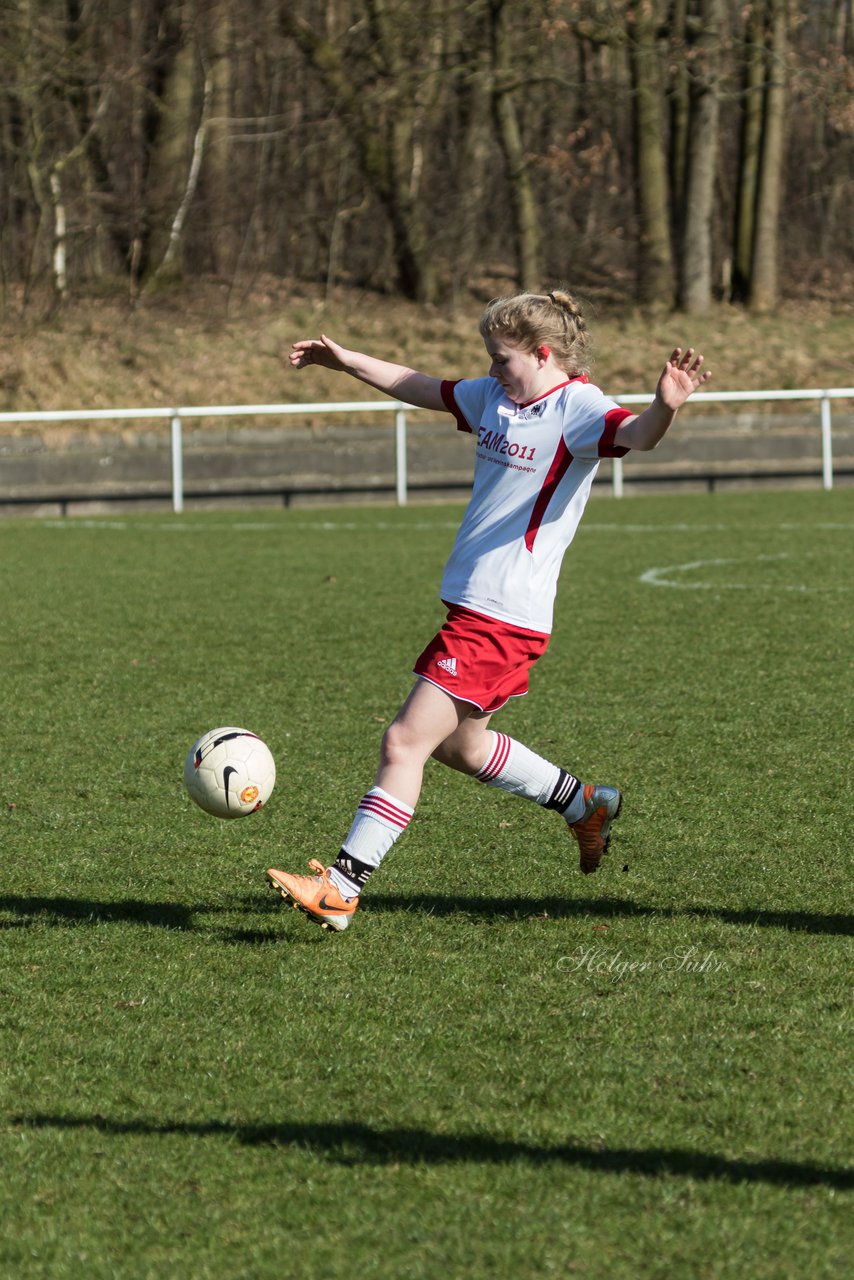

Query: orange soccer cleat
<box><xmin>266</xmin><ymin>859</ymin><xmax>358</xmax><ymax>932</ymax></box>
<box><xmin>567</xmin><ymin>784</ymin><xmax>622</xmax><ymax>874</ymax></box>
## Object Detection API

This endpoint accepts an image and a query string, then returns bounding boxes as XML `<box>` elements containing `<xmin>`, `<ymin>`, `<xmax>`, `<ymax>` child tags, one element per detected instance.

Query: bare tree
<box><xmin>147</xmin><ymin>55</ymin><xmax>212</xmax><ymax>287</ymax></box>
<box><xmin>749</xmin><ymin>0</ymin><xmax>788</xmax><ymax>313</ymax></box>
<box><xmin>678</xmin><ymin>0</ymin><xmax>724</xmax><ymax>313</ymax></box>
<box><xmin>3</xmin><ymin>0</ymin><xmax>118</xmax><ymax>305</ymax></box>
<box><xmin>731</xmin><ymin>0</ymin><xmax>765</xmax><ymax>302</ymax></box>
<box><xmin>668</xmin><ymin>0</ymin><xmax>690</xmax><ymax>241</ymax></box>
<box><xmin>487</xmin><ymin>0</ymin><xmax>542</xmax><ymax>291</ymax></box>
<box><xmin>627</xmin><ymin>0</ymin><xmax>674</xmax><ymax>304</ymax></box>
<box><xmin>0</xmin><ymin>0</ymin><xmax>851</xmax><ymax>312</ymax></box>
<box><xmin>279</xmin><ymin>2</ymin><xmax>439</xmax><ymax>302</ymax></box>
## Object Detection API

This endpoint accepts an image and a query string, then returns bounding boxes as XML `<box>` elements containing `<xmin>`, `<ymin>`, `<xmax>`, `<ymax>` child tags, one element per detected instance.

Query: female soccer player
<box><xmin>267</xmin><ymin>290</ymin><xmax>710</xmax><ymax>931</ymax></box>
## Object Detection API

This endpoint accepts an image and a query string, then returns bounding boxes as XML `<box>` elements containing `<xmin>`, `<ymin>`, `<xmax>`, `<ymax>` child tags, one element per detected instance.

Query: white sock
<box><xmin>328</xmin><ymin>787</ymin><xmax>414</xmax><ymax>898</ymax></box>
<box><xmin>476</xmin><ymin>731</ymin><xmax>585</xmax><ymax>820</ymax></box>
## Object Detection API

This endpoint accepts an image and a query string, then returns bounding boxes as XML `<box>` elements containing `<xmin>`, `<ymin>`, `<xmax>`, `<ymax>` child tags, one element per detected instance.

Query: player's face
<box><xmin>484</xmin><ymin>337</ymin><xmax>546</xmax><ymax>405</ymax></box>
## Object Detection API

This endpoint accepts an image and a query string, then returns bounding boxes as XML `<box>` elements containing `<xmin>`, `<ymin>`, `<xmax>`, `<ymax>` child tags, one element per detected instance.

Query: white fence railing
<box><xmin>0</xmin><ymin>388</ymin><xmax>851</xmax><ymax>512</ymax></box>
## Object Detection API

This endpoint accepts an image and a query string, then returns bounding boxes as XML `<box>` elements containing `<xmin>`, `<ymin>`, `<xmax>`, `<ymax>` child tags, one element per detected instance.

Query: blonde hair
<box><xmin>478</xmin><ymin>289</ymin><xmax>591</xmax><ymax>376</ymax></box>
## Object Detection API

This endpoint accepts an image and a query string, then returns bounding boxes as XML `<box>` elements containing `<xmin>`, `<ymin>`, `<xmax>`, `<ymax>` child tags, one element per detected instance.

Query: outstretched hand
<box><xmin>288</xmin><ymin>333</ymin><xmax>446</xmax><ymax>410</ymax></box>
<box><xmin>616</xmin><ymin>345</ymin><xmax>712</xmax><ymax>451</ymax></box>
<box><xmin>288</xmin><ymin>334</ymin><xmax>350</xmax><ymax>372</ymax></box>
<box><xmin>656</xmin><ymin>347</ymin><xmax>711</xmax><ymax>410</ymax></box>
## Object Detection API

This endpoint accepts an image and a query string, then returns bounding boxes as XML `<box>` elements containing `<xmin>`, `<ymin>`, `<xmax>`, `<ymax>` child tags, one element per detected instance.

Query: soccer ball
<box><xmin>184</xmin><ymin>727</ymin><xmax>276</xmax><ymax>819</ymax></box>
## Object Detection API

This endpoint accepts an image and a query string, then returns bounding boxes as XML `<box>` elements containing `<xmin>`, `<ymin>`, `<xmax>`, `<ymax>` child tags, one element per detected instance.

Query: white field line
<box><xmin>639</xmin><ymin>553</ymin><xmax>852</xmax><ymax>592</ymax></box>
<box><xmin>28</xmin><ymin>518</ymin><xmax>854</xmax><ymax>534</ymax></box>
<box><xmin>21</xmin><ymin>517</ymin><xmax>851</xmax><ymax>592</ymax></box>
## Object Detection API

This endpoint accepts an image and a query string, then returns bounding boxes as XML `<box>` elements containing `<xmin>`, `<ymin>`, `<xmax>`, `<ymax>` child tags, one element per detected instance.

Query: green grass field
<box><xmin>1</xmin><ymin>489</ymin><xmax>851</xmax><ymax>1279</ymax></box>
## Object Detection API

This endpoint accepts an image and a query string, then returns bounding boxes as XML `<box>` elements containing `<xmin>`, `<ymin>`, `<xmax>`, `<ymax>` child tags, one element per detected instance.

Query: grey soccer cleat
<box><xmin>567</xmin><ymin>784</ymin><xmax>623</xmax><ymax>874</ymax></box>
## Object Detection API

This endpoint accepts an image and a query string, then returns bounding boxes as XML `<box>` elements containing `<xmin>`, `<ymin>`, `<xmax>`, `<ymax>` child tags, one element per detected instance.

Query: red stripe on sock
<box><xmin>478</xmin><ymin>732</ymin><xmax>511</xmax><ymax>782</ymax></box>
<box><xmin>358</xmin><ymin>793</ymin><xmax>412</xmax><ymax>829</ymax></box>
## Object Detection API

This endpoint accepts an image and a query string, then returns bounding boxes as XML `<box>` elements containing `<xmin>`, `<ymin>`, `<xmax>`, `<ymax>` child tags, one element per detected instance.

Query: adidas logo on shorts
<box><xmin>436</xmin><ymin>656</ymin><xmax>458</xmax><ymax>677</ymax></box>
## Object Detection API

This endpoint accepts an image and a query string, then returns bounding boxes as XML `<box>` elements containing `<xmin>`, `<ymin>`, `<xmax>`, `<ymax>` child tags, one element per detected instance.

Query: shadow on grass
<box><xmin>0</xmin><ymin>893</ymin><xmax>326</xmax><ymax>945</ymax></box>
<box><xmin>12</xmin><ymin>1113</ymin><xmax>853</xmax><ymax>1190</ymax></box>
<box><xmin>367</xmin><ymin>894</ymin><xmax>854</xmax><ymax>937</ymax></box>
<box><xmin>0</xmin><ymin>895</ymin><xmax>194</xmax><ymax>930</ymax></box>
<box><xmin>1</xmin><ymin>892</ymin><xmax>849</xmax><ymax>937</ymax></box>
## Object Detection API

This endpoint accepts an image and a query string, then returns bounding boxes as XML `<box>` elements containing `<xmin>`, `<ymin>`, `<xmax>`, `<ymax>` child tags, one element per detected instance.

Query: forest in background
<box><xmin>1</xmin><ymin>0</ymin><xmax>852</xmax><ymax>320</ymax></box>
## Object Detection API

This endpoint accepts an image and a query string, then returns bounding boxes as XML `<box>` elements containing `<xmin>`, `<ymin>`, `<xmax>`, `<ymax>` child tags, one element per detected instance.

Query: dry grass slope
<box><xmin>1</xmin><ymin>278</ymin><xmax>852</xmax><ymax>417</ymax></box>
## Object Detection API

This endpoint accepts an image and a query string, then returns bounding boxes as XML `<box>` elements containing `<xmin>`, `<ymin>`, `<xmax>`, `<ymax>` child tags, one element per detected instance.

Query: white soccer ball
<box><xmin>184</xmin><ymin>727</ymin><xmax>276</xmax><ymax>819</ymax></box>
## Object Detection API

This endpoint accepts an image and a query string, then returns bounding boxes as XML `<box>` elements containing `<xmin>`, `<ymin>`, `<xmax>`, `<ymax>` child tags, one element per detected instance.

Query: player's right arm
<box><xmin>289</xmin><ymin>334</ymin><xmax>446</xmax><ymax>412</ymax></box>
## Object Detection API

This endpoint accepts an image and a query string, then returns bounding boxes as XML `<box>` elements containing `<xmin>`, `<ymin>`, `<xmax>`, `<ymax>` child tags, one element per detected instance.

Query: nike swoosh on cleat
<box><xmin>317</xmin><ymin>894</ymin><xmax>346</xmax><ymax>912</ymax></box>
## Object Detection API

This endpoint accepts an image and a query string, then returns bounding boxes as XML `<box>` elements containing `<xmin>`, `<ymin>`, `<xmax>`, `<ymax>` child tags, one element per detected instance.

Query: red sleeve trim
<box><xmin>441</xmin><ymin>379</ymin><xmax>472</xmax><ymax>433</ymax></box>
<box><xmin>599</xmin><ymin>407</ymin><xmax>633</xmax><ymax>457</ymax></box>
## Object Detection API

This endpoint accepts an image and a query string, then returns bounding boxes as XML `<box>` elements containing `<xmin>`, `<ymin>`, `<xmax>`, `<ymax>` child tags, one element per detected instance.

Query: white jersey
<box><xmin>439</xmin><ymin>375</ymin><xmax>632</xmax><ymax>633</ymax></box>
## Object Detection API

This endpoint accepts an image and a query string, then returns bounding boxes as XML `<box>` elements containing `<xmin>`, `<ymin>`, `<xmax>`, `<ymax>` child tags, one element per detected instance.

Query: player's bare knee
<box><xmin>380</xmin><ymin>719</ymin><xmax>423</xmax><ymax>768</ymax></box>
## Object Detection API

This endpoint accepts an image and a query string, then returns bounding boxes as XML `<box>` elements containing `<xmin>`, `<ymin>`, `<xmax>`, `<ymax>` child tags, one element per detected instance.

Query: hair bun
<box><xmin>547</xmin><ymin>288</ymin><xmax>577</xmax><ymax>311</ymax></box>
<box><xmin>546</xmin><ymin>289</ymin><xmax>585</xmax><ymax>329</ymax></box>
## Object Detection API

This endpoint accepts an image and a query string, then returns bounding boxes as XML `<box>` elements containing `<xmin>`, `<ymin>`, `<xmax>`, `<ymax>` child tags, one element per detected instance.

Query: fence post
<box><xmin>395</xmin><ymin>408</ymin><xmax>408</xmax><ymax>505</ymax></box>
<box><xmin>820</xmin><ymin>395</ymin><xmax>833</xmax><ymax>491</ymax></box>
<box><xmin>170</xmin><ymin>412</ymin><xmax>184</xmax><ymax>513</ymax></box>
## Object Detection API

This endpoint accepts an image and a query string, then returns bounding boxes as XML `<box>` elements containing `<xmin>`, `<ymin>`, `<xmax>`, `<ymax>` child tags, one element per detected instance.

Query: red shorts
<box><xmin>413</xmin><ymin>603</ymin><xmax>550</xmax><ymax>713</ymax></box>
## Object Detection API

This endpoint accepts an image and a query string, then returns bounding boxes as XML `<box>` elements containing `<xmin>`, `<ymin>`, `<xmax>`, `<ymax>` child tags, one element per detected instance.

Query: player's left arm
<box><xmin>615</xmin><ymin>347</ymin><xmax>711</xmax><ymax>452</ymax></box>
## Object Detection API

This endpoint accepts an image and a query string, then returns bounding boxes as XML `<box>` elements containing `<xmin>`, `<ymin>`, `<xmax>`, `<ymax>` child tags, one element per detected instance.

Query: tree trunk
<box><xmin>127</xmin><ymin>0</ymin><xmax>146</xmax><ymax>300</ymax></box>
<box><xmin>668</xmin><ymin>0</ymin><xmax>690</xmax><ymax>250</ymax></box>
<box><xmin>206</xmin><ymin>2</ymin><xmax>237</xmax><ymax>275</ymax></box>
<box><xmin>678</xmin><ymin>0</ymin><xmax>723</xmax><ymax>313</ymax></box>
<box><xmin>451</xmin><ymin>62</ymin><xmax>492</xmax><ymax>302</ymax></box>
<box><xmin>280</xmin><ymin>7</ymin><xmax>437</xmax><ymax>303</ymax></box>
<box><xmin>750</xmin><ymin>0</ymin><xmax>788</xmax><ymax>314</ymax></box>
<box><xmin>488</xmin><ymin>0</ymin><xmax>542</xmax><ymax>292</ymax></box>
<box><xmin>731</xmin><ymin>1</ymin><xmax>765</xmax><ymax>303</ymax></box>
<box><xmin>148</xmin><ymin>59</ymin><xmax>213</xmax><ymax>287</ymax></box>
<box><xmin>48</xmin><ymin>167</ymin><xmax>68</xmax><ymax>301</ymax></box>
<box><xmin>627</xmin><ymin>0</ymin><xmax>674</xmax><ymax>304</ymax></box>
